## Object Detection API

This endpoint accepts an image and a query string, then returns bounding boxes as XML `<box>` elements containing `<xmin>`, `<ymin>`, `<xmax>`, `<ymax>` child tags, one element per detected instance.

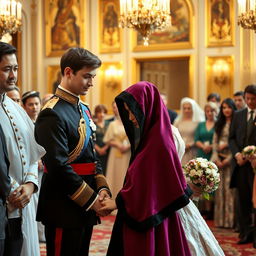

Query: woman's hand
<box><xmin>98</xmin><ymin>198</ymin><xmax>117</xmax><ymax>216</ymax></box>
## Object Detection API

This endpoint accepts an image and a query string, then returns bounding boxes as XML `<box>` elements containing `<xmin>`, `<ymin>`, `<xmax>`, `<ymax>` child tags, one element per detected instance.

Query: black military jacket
<box><xmin>35</xmin><ymin>87</ymin><xmax>110</xmax><ymax>228</ymax></box>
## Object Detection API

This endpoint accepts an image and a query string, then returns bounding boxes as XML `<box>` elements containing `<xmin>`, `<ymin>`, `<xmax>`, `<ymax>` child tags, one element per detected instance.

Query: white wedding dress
<box><xmin>172</xmin><ymin>125</ymin><xmax>225</xmax><ymax>256</ymax></box>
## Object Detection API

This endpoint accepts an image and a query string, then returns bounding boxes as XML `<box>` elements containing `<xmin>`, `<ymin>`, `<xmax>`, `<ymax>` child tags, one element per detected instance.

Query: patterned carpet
<box><xmin>40</xmin><ymin>216</ymin><xmax>256</xmax><ymax>256</ymax></box>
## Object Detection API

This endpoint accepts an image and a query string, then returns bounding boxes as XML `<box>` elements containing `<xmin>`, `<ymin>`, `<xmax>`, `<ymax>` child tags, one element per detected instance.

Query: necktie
<box><xmin>246</xmin><ymin>110</ymin><xmax>254</xmax><ymax>145</ymax></box>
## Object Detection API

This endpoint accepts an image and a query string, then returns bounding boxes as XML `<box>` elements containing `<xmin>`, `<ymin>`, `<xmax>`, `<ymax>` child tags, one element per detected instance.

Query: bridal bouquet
<box><xmin>242</xmin><ymin>145</ymin><xmax>256</xmax><ymax>158</ymax></box>
<box><xmin>183</xmin><ymin>157</ymin><xmax>220</xmax><ymax>200</ymax></box>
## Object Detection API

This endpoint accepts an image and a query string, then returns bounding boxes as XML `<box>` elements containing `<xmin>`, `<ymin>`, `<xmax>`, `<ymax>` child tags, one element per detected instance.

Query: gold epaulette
<box><xmin>68</xmin><ymin>117</ymin><xmax>86</xmax><ymax>163</ymax></box>
<box><xmin>42</xmin><ymin>97</ymin><xmax>59</xmax><ymax>110</ymax></box>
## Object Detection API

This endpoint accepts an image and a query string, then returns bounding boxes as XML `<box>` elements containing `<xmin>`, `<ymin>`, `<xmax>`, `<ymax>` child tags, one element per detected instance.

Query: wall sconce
<box><xmin>212</xmin><ymin>59</ymin><xmax>230</xmax><ymax>86</ymax></box>
<box><xmin>105</xmin><ymin>65</ymin><xmax>123</xmax><ymax>90</ymax></box>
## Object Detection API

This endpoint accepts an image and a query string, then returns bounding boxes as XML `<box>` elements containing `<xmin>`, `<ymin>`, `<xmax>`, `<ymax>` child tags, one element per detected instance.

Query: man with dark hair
<box><xmin>21</xmin><ymin>91</ymin><xmax>41</xmax><ymax>123</ymax></box>
<box><xmin>0</xmin><ymin>125</ymin><xmax>10</xmax><ymax>256</ymax></box>
<box><xmin>35</xmin><ymin>47</ymin><xmax>111</xmax><ymax>255</ymax></box>
<box><xmin>229</xmin><ymin>84</ymin><xmax>256</xmax><ymax>245</ymax></box>
<box><xmin>6</xmin><ymin>86</ymin><xmax>21</xmax><ymax>105</ymax></box>
<box><xmin>207</xmin><ymin>92</ymin><xmax>221</xmax><ymax>107</ymax></box>
<box><xmin>0</xmin><ymin>42</ymin><xmax>45</xmax><ymax>255</ymax></box>
<box><xmin>234</xmin><ymin>91</ymin><xmax>246</xmax><ymax>110</ymax></box>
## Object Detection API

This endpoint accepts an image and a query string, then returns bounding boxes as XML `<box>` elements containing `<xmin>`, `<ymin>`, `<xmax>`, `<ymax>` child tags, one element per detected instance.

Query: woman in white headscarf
<box><xmin>174</xmin><ymin>97</ymin><xmax>205</xmax><ymax>165</ymax></box>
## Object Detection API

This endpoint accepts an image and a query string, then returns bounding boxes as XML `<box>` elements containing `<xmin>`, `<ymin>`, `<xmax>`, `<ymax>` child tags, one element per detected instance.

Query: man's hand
<box><xmin>98</xmin><ymin>189</ymin><xmax>110</xmax><ymax>203</ymax></box>
<box><xmin>8</xmin><ymin>182</ymin><xmax>35</xmax><ymax>209</ymax></box>
<box><xmin>91</xmin><ymin>197</ymin><xmax>109</xmax><ymax>217</ymax></box>
<box><xmin>235</xmin><ymin>152</ymin><xmax>247</xmax><ymax>166</ymax></box>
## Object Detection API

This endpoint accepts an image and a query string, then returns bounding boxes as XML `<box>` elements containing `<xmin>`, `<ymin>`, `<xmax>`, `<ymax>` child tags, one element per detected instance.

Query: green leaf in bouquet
<box><xmin>203</xmin><ymin>192</ymin><xmax>210</xmax><ymax>200</ymax></box>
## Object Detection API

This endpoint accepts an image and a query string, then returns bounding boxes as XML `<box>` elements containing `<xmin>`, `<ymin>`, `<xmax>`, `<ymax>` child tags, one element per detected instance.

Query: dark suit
<box><xmin>0</xmin><ymin>125</ymin><xmax>10</xmax><ymax>255</ymax></box>
<box><xmin>168</xmin><ymin>109</ymin><xmax>177</xmax><ymax>124</ymax></box>
<box><xmin>229</xmin><ymin>108</ymin><xmax>256</xmax><ymax>239</ymax></box>
<box><xmin>35</xmin><ymin>88</ymin><xmax>110</xmax><ymax>256</ymax></box>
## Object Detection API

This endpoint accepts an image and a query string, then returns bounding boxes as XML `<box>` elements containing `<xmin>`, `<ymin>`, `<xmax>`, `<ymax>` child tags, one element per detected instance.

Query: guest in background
<box><xmin>94</xmin><ymin>104</ymin><xmax>110</xmax><ymax>176</ymax></box>
<box><xmin>207</xmin><ymin>92</ymin><xmax>221</xmax><ymax>108</ymax></box>
<box><xmin>105</xmin><ymin>101</ymin><xmax>118</xmax><ymax>125</ymax></box>
<box><xmin>211</xmin><ymin>98</ymin><xmax>236</xmax><ymax>228</ymax></box>
<box><xmin>195</xmin><ymin>102</ymin><xmax>218</xmax><ymax>160</ymax></box>
<box><xmin>234</xmin><ymin>91</ymin><xmax>246</xmax><ymax>110</ymax></box>
<box><xmin>229</xmin><ymin>85</ymin><xmax>256</xmax><ymax>244</ymax></box>
<box><xmin>160</xmin><ymin>93</ymin><xmax>177</xmax><ymax>124</ymax></box>
<box><xmin>103</xmin><ymin>102</ymin><xmax>130</xmax><ymax>199</ymax></box>
<box><xmin>174</xmin><ymin>97</ymin><xmax>205</xmax><ymax>165</ymax></box>
<box><xmin>6</xmin><ymin>86</ymin><xmax>21</xmax><ymax>105</ymax></box>
<box><xmin>22</xmin><ymin>91</ymin><xmax>41</xmax><ymax>123</ymax></box>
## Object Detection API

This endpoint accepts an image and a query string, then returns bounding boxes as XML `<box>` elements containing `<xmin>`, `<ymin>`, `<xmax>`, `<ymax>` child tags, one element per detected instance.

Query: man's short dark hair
<box><xmin>60</xmin><ymin>47</ymin><xmax>102</xmax><ymax>75</ymax></box>
<box><xmin>244</xmin><ymin>85</ymin><xmax>256</xmax><ymax>96</ymax></box>
<box><xmin>22</xmin><ymin>91</ymin><xmax>41</xmax><ymax>105</ymax></box>
<box><xmin>207</xmin><ymin>93</ymin><xmax>221</xmax><ymax>102</ymax></box>
<box><xmin>0</xmin><ymin>42</ymin><xmax>16</xmax><ymax>62</ymax></box>
<box><xmin>234</xmin><ymin>91</ymin><xmax>244</xmax><ymax>97</ymax></box>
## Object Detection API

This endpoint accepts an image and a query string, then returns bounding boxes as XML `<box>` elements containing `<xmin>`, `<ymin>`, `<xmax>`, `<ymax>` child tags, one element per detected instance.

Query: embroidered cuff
<box><xmin>69</xmin><ymin>181</ymin><xmax>97</xmax><ymax>208</ymax></box>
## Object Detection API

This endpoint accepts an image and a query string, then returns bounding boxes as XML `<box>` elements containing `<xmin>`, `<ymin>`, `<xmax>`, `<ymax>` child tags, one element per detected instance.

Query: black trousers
<box><xmin>4</xmin><ymin>218</ymin><xmax>23</xmax><ymax>256</ymax></box>
<box><xmin>45</xmin><ymin>225</ymin><xmax>93</xmax><ymax>256</ymax></box>
<box><xmin>236</xmin><ymin>164</ymin><xmax>254</xmax><ymax>238</ymax></box>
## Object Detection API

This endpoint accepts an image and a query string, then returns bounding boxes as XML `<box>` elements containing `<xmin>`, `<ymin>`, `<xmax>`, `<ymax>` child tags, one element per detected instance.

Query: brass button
<box><xmin>13</xmin><ymin>122</ymin><xmax>16</xmax><ymax>126</ymax></box>
<box><xmin>21</xmin><ymin>155</ymin><xmax>24</xmax><ymax>158</ymax></box>
<box><xmin>23</xmin><ymin>161</ymin><xmax>26</xmax><ymax>165</ymax></box>
<box><xmin>10</xmin><ymin>116</ymin><xmax>13</xmax><ymax>119</ymax></box>
<box><xmin>15</xmin><ymin>128</ymin><xmax>18</xmax><ymax>132</ymax></box>
<box><xmin>17</xmin><ymin>137</ymin><xmax>21</xmax><ymax>140</ymax></box>
<box><xmin>19</xmin><ymin>146</ymin><xmax>22</xmax><ymax>149</ymax></box>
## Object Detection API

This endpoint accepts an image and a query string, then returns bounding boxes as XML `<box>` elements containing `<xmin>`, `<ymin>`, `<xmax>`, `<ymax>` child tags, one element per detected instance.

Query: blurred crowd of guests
<box><xmin>6</xmin><ymin>82</ymin><xmax>256</xmax><ymax>249</ymax></box>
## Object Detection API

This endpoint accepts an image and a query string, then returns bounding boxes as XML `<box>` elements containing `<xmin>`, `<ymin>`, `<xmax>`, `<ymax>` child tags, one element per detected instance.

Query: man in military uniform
<box><xmin>35</xmin><ymin>47</ymin><xmax>111</xmax><ymax>256</ymax></box>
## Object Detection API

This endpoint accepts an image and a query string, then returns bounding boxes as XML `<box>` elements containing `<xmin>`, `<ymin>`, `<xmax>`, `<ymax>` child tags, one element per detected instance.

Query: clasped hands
<box><xmin>7</xmin><ymin>182</ymin><xmax>35</xmax><ymax>210</ymax></box>
<box><xmin>91</xmin><ymin>190</ymin><xmax>117</xmax><ymax>217</ymax></box>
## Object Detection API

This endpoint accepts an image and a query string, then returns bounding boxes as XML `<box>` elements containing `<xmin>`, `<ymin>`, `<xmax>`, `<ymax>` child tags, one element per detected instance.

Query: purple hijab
<box><xmin>109</xmin><ymin>81</ymin><xmax>191</xmax><ymax>255</ymax></box>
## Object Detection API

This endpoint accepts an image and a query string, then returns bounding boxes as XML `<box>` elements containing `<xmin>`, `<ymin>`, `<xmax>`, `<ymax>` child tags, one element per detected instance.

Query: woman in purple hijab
<box><xmin>100</xmin><ymin>81</ymin><xmax>192</xmax><ymax>256</ymax></box>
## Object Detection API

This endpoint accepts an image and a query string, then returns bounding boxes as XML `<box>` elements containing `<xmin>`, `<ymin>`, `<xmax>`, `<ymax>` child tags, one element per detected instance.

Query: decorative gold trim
<box><xmin>69</xmin><ymin>181</ymin><xmax>95</xmax><ymax>207</ymax></box>
<box><xmin>42</xmin><ymin>97</ymin><xmax>59</xmax><ymax>110</ymax></box>
<box><xmin>55</xmin><ymin>88</ymin><xmax>79</xmax><ymax>105</ymax></box>
<box><xmin>70</xmin><ymin>182</ymin><xmax>87</xmax><ymax>201</ymax></box>
<box><xmin>68</xmin><ymin>117</ymin><xmax>86</xmax><ymax>163</ymax></box>
<box><xmin>206</xmin><ymin>0</ymin><xmax>235</xmax><ymax>47</ymax></box>
<box><xmin>132</xmin><ymin>0</ymin><xmax>194</xmax><ymax>52</ymax></box>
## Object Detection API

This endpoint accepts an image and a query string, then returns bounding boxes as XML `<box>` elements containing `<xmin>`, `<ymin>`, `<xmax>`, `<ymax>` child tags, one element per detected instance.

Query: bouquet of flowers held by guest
<box><xmin>242</xmin><ymin>145</ymin><xmax>256</xmax><ymax>158</ymax></box>
<box><xmin>183</xmin><ymin>157</ymin><xmax>220</xmax><ymax>202</ymax></box>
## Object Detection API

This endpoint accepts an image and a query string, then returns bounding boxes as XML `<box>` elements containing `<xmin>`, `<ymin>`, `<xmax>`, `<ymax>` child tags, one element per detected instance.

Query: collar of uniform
<box><xmin>0</xmin><ymin>93</ymin><xmax>6</xmax><ymax>104</ymax></box>
<box><xmin>55</xmin><ymin>86</ymin><xmax>79</xmax><ymax>105</ymax></box>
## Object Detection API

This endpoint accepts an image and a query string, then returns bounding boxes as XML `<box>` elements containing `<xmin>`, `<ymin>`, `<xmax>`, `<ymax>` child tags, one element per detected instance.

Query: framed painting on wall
<box><xmin>206</xmin><ymin>0</ymin><xmax>234</xmax><ymax>47</ymax></box>
<box><xmin>99</xmin><ymin>0</ymin><xmax>121</xmax><ymax>53</ymax></box>
<box><xmin>45</xmin><ymin>0</ymin><xmax>85</xmax><ymax>57</ymax></box>
<box><xmin>99</xmin><ymin>62</ymin><xmax>122</xmax><ymax>114</ymax></box>
<box><xmin>47</xmin><ymin>65</ymin><xmax>62</xmax><ymax>94</ymax></box>
<box><xmin>133</xmin><ymin>0</ymin><xmax>194</xmax><ymax>52</ymax></box>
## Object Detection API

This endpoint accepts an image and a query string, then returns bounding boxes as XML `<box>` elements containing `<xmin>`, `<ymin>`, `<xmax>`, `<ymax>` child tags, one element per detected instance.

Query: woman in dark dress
<box><xmin>94</xmin><ymin>104</ymin><xmax>110</xmax><ymax>175</ymax></box>
<box><xmin>99</xmin><ymin>81</ymin><xmax>191</xmax><ymax>256</ymax></box>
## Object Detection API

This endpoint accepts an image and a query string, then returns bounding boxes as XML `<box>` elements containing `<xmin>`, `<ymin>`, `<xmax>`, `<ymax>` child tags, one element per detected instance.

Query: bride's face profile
<box><xmin>124</xmin><ymin>102</ymin><xmax>139</xmax><ymax>128</ymax></box>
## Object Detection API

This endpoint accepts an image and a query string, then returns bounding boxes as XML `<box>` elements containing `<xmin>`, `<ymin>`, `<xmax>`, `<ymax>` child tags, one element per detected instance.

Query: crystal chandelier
<box><xmin>238</xmin><ymin>0</ymin><xmax>256</xmax><ymax>32</ymax></box>
<box><xmin>0</xmin><ymin>0</ymin><xmax>22</xmax><ymax>39</ymax></box>
<box><xmin>119</xmin><ymin>0</ymin><xmax>170</xmax><ymax>46</ymax></box>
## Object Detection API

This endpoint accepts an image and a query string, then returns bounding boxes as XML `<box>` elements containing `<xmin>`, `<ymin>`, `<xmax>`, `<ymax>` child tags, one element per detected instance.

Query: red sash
<box><xmin>44</xmin><ymin>163</ymin><xmax>96</xmax><ymax>175</ymax></box>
